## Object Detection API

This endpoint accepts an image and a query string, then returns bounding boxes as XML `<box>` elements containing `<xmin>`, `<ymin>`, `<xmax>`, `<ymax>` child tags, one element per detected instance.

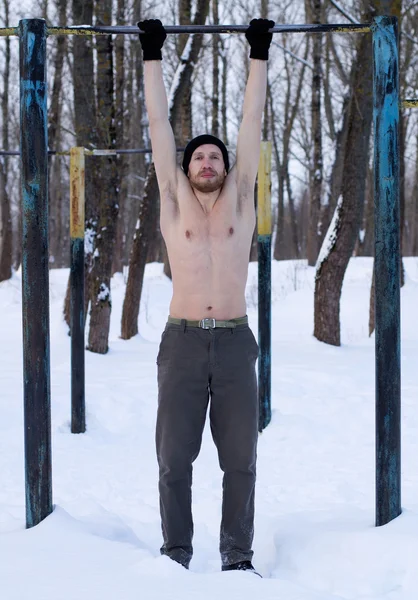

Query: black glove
<box><xmin>137</xmin><ymin>19</ymin><xmax>167</xmax><ymax>61</ymax></box>
<box><xmin>245</xmin><ymin>18</ymin><xmax>275</xmax><ymax>61</ymax></box>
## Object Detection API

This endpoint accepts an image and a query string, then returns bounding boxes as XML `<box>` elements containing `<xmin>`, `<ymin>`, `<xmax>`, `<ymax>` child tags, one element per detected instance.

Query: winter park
<box><xmin>1</xmin><ymin>1</ymin><xmax>418</xmax><ymax>599</ymax></box>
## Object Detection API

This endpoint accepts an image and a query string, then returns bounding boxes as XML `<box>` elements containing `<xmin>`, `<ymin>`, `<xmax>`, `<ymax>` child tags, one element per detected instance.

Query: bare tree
<box><xmin>413</xmin><ymin>134</ymin><xmax>418</xmax><ymax>256</ymax></box>
<box><xmin>63</xmin><ymin>0</ymin><xmax>97</xmax><ymax>326</ymax></box>
<box><xmin>306</xmin><ymin>0</ymin><xmax>323</xmax><ymax>266</ymax></box>
<box><xmin>314</xmin><ymin>1</ymin><xmax>374</xmax><ymax>346</ymax></box>
<box><xmin>0</xmin><ymin>0</ymin><xmax>12</xmax><ymax>282</ymax></box>
<box><xmin>48</xmin><ymin>0</ymin><xmax>68</xmax><ymax>269</ymax></box>
<box><xmin>112</xmin><ymin>0</ymin><xmax>127</xmax><ymax>275</ymax></box>
<box><xmin>272</xmin><ymin>35</ymin><xmax>310</xmax><ymax>260</ymax></box>
<box><xmin>212</xmin><ymin>0</ymin><xmax>220</xmax><ymax>137</ymax></box>
<box><xmin>87</xmin><ymin>0</ymin><xmax>119</xmax><ymax>354</ymax></box>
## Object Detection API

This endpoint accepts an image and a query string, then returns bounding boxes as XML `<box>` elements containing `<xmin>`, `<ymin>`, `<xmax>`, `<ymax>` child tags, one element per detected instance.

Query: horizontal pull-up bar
<box><xmin>403</xmin><ymin>98</ymin><xmax>418</xmax><ymax>108</ymax></box>
<box><xmin>0</xmin><ymin>23</ymin><xmax>371</xmax><ymax>37</ymax></box>
<box><xmin>0</xmin><ymin>148</ymin><xmax>185</xmax><ymax>156</ymax></box>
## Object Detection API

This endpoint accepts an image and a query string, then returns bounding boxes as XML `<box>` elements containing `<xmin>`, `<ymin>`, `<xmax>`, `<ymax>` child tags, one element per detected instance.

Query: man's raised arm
<box><xmin>138</xmin><ymin>20</ymin><xmax>178</xmax><ymax>196</ymax></box>
<box><xmin>234</xmin><ymin>19</ymin><xmax>275</xmax><ymax>196</ymax></box>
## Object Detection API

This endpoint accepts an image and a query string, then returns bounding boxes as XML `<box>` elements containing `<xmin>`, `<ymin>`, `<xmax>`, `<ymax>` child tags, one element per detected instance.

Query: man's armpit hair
<box><xmin>163</xmin><ymin>181</ymin><xmax>179</xmax><ymax>207</ymax></box>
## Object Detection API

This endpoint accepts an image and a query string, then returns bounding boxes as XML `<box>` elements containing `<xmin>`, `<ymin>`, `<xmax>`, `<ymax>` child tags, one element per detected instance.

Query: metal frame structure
<box><xmin>0</xmin><ymin>17</ymin><xmax>401</xmax><ymax>531</ymax></box>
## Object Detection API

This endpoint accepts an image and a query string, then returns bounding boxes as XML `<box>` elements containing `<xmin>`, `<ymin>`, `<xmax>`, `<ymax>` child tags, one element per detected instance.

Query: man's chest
<box><xmin>165</xmin><ymin>207</ymin><xmax>253</xmax><ymax>250</ymax></box>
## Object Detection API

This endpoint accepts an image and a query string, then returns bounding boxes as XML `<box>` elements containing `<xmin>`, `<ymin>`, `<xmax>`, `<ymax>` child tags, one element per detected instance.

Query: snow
<box><xmin>97</xmin><ymin>282</ymin><xmax>110</xmax><ymax>302</ymax></box>
<box><xmin>316</xmin><ymin>194</ymin><xmax>343</xmax><ymax>269</ymax></box>
<box><xmin>1</xmin><ymin>257</ymin><xmax>418</xmax><ymax>599</ymax></box>
<box><xmin>84</xmin><ymin>227</ymin><xmax>96</xmax><ymax>255</ymax></box>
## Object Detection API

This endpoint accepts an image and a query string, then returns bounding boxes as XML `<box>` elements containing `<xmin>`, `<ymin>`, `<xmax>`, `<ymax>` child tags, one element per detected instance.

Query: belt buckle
<box><xmin>200</xmin><ymin>317</ymin><xmax>216</xmax><ymax>329</ymax></box>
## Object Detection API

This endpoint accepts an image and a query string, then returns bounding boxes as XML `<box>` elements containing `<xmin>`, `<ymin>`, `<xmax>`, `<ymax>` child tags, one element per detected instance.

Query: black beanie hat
<box><xmin>182</xmin><ymin>134</ymin><xmax>229</xmax><ymax>175</ymax></box>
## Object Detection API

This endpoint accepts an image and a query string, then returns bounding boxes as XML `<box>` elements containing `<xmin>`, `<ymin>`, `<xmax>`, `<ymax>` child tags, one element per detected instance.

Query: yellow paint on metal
<box><xmin>70</xmin><ymin>147</ymin><xmax>85</xmax><ymax>239</ymax></box>
<box><xmin>47</xmin><ymin>26</ymin><xmax>107</xmax><ymax>36</ymax></box>
<box><xmin>334</xmin><ymin>26</ymin><xmax>370</xmax><ymax>33</ymax></box>
<box><xmin>402</xmin><ymin>99</ymin><xmax>418</xmax><ymax>109</ymax></box>
<box><xmin>257</xmin><ymin>142</ymin><xmax>272</xmax><ymax>236</ymax></box>
<box><xmin>0</xmin><ymin>27</ymin><xmax>18</xmax><ymax>36</ymax></box>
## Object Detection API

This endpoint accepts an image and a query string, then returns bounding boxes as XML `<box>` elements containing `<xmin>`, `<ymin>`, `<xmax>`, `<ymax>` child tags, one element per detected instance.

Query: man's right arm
<box><xmin>144</xmin><ymin>60</ymin><xmax>178</xmax><ymax>197</ymax></box>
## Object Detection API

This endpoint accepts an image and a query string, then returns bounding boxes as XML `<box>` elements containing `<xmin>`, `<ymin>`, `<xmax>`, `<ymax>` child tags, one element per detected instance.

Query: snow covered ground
<box><xmin>1</xmin><ymin>257</ymin><xmax>418</xmax><ymax>600</ymax></box>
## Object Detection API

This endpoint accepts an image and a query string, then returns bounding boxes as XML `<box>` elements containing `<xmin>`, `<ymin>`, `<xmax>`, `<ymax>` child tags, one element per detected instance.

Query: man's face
<box><xmin>187</xmin><ymin>144</ymin><xmax>227</xmax><ymax>193</ymax></box>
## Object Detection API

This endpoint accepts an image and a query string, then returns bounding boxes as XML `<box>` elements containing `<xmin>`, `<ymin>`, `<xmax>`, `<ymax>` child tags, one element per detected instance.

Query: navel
<box><xmin>229</xmin><ymin>226</ymin><xmax>234</xmax><ymax>236</ymax></box>
<box><xmin>207</xmin><ymin>306</ymin><xmax>212</xmax><ymax>311</ymax></box>
<box><xmin>185</xmin><ymin>230</ymin><xmax>192</xmax><ymax>239</ymax></box>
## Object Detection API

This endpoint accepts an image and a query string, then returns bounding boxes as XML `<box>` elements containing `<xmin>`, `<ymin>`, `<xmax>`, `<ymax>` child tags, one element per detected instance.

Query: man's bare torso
<box><xmin>160</xmin><ymin>170</ymin><xmax>255</xmax><ymax>320</ymax></box>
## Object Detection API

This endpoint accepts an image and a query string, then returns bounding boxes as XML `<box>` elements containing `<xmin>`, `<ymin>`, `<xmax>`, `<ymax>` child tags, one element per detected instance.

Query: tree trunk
<box><xmin>211</xmin><ymin>0</ymin><xmax>220</xmax><ymax>137</ymax></box>
<box><xmin>48</xmin><ymin>0</ymin><xmax>68</xmax><ymax>270</ymax></box>
<box><xmin>356</xmin><ymin>165</ymin><xmax>374</xmax><ymax>256</ymax></box>
<box><xmin>399</xmin><ymin>110</ymin><xmax>405</xmax><ymax>286</ymax></box>
<box><xmin>177</xmin><ymin>0</ymin><xmax>193</xmax><ymax>142</ymax></box>
<box><xmin>123</xmin><ymin>0</ymin><xmax>147</xmax><ymax>268</ymax></box>
<box><xmin>307</xmin><ymin>0</ymin><xmax>323</xmax><ymax>266</ymax></box>
<box><xmin>87</xmin><ymin>0</ymin><xmax>118</xmax><ymax>354</ymax></box>
<box><xmin>121</xmin><ymin>163</ymin><xmax>159</xmax><ymax>339</ymax></box>
<box><xmin>369</xmin><ymin>267</ymin><xmax>375</xmax><ymax>337</ymax></box>
<box><xmin>273</xmin><ymin>37</ymin><xmax>309</xmax><ymax>260</ymax></box>
<box><xmin>221</xmin><ymin>37</ymin><xmax>229</xmax><ymax>146</ymax></box>
<box><xmin>0</xmin><ymin>166</ymin><xmax>12</xmax><ymax>282</ymax></box>
<box><xmin>112</xmin><ymin>0</ymin><xmax>127</xmax><ymax>275</ymax></box>
<box><xmin>64</xmin><ymin>0</ymin><xmax>97</xmax><ymax>327</ymax></box>
<box><xmin>319</xmin><ymin>95</ymin><xmax>350</xmax><ymax>249</ymax></box>
<box><xmin>286</xmin><ymin>168</ymin><xmax>300</xmax><ymax>259</ymax></box>
<box><xmin>0</xmin><ymin>0</ymin><xmax>12</xmax><ymax>282</ymax></box>
<box><xmin>413</xmin><ymin>134</ymin><xmax>418</xmax><ymax>256</ymax></box>
<box><xmin>322</xmin><ymin>31</ymin><xmax>335</xmax><ymax>143</ymax></box>
<box><xmin>121</xmin><ymin>0</ymin><xmax>210</xmax><ymax>339</ymax></box>
<box><xmin>314</xmin><ymin>4</ymin><xmax>374</xmax><ymax>346</ymax></box>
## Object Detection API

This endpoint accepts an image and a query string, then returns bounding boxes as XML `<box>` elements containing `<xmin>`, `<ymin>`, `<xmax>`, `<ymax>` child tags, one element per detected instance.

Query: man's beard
<box><xmin>189</xmin><ymin>171</ymin><xmax>226</xmax><ymax>193</ymax></box>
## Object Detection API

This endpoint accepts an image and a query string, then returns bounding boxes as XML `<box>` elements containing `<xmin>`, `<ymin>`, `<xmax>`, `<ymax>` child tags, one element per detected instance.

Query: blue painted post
<box><xmin>257</xmin><ymin>142</ymin><xmax>272</xmax><ymax>432</ymax></box>
<box><xmin>372</xmin><ymin>16</ymin><xmax>401</xmax><ymax>527</ymax></box>
<box><xmin>19</xmin><ymin>19</ymin><xmax>53</xmax><ymax>527</ymax></box>
<box><xmin>70</xmin><ymin>148</ymin><xmax>86</xmax><ymax>434</ymax></box>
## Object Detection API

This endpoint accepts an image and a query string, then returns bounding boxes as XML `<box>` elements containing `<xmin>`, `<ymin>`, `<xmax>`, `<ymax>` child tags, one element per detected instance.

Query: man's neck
<box><xmin>192</xmin><ymin>187</ymin><xmax>223</xmax><ymax>215</ymax></box>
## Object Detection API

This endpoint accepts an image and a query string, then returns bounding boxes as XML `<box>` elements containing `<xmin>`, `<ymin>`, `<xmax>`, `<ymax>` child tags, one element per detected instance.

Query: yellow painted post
<box><xmin>257</xmin><ymin>141</ymin><xmax>272</xmax><ymax>432</ymax></box>
<box><xmin>70</xmin><ymin>147</ymin><xmax>86</xmax><ymax>433</ymax></box>
<box><xmin>257</xmin><ymin>142</ymin><xmax>272</xmax><ymax>236</ymax></box>
<box><xmin>70</xmin><ymin>147</ymin><xmax>85</xmax><ymax>239</ymax></box>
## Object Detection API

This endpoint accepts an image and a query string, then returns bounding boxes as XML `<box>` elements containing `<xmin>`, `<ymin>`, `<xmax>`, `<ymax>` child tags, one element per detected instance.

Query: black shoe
<box><xmin>222</xmin><ymin>561</ymin><xmax>261</xmax><ymax>576</ymax></box>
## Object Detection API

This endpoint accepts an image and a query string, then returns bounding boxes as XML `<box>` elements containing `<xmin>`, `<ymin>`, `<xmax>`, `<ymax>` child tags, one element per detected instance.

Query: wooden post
<box><xmin>257</xmin><ymin>141</ymin><xmax>272</xmax><ymax>432</ymax></box>
<box><xmin>372</xmin><ymin>16</ymin><xmax>401</xmax><ymax>526</ymax></box>
<box><xmin>70</xmin><ymin>147</ymin><xmax>86</xmax><ymax>433</ymax></box>
<box><xmin>19</xmin><ymin>18</ymin><xmax>53</xmax><ymax>528</ymax></box>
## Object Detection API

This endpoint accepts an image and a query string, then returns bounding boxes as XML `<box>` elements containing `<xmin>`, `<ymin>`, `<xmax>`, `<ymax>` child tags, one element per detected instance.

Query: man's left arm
<box><xmin>233</xmin><ymin>19</ymin><xmax>274</xmax><ymax>203</ymax></box>
<box><xmin>235</xmin><ymin>60</ymin><xmax>267</xmax><ymax>196</ymax></box>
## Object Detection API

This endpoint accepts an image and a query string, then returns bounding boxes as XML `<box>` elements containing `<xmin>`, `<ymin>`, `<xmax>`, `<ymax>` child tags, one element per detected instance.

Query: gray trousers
<box><xmin>156</xmin><ymin>319</ymin><xmax>259</xmax><ymax>568</ymax></box>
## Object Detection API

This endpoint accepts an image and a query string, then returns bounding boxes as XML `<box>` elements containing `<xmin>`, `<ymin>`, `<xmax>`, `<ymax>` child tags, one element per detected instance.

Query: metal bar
<box><xmin>0</xmin><ymin>22</ymin><xmax>378</xmax><ymax>37</ymax></box>
<box><xmin>0</xmin><ymin>22</ymin><xmax>372</xmax><ymax>37</ymax></box>
<box><xmin>70</xmin><ymin>148</ymin><xmax>86</xmax><ymax>434</ymax></box>
<box><xmin>257</xmin><ymin>142</ymin><xmax>272</xmax><ymax>432</ymax></box>
<box><xmin>47</xmin><ymin>23</ymin><xmax>371</xmax><ymax>36</ymax></box>
<box><xmin>0</xmin><ymin>27</ymin><xmax>18</xmax><ymax>36</ymax></box>
<box><xmin>0</xmin><ymin>148</ymin><xmax>186</xmax><ymax>156</ymax></box>
<box><xmin>372</xmin><ymin>15</ymin><xmax>401</xmax><ymax>527</ymax></box>
<box><xmin>402</xmin><ymin>99</ymin><xmax>418</xmax><ymax>108</ymax></box>
<box><xmin>20</xmin><ymin>18</ymin><xmax>53</xmax><ymax>529</ymax></box>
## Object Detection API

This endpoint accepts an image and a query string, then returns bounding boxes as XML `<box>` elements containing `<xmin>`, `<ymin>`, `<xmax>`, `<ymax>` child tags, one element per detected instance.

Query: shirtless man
<box><xmin>138</xmin><ymin>18</ymin><xmax>274</xmax><ymax>573</ymax></box>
